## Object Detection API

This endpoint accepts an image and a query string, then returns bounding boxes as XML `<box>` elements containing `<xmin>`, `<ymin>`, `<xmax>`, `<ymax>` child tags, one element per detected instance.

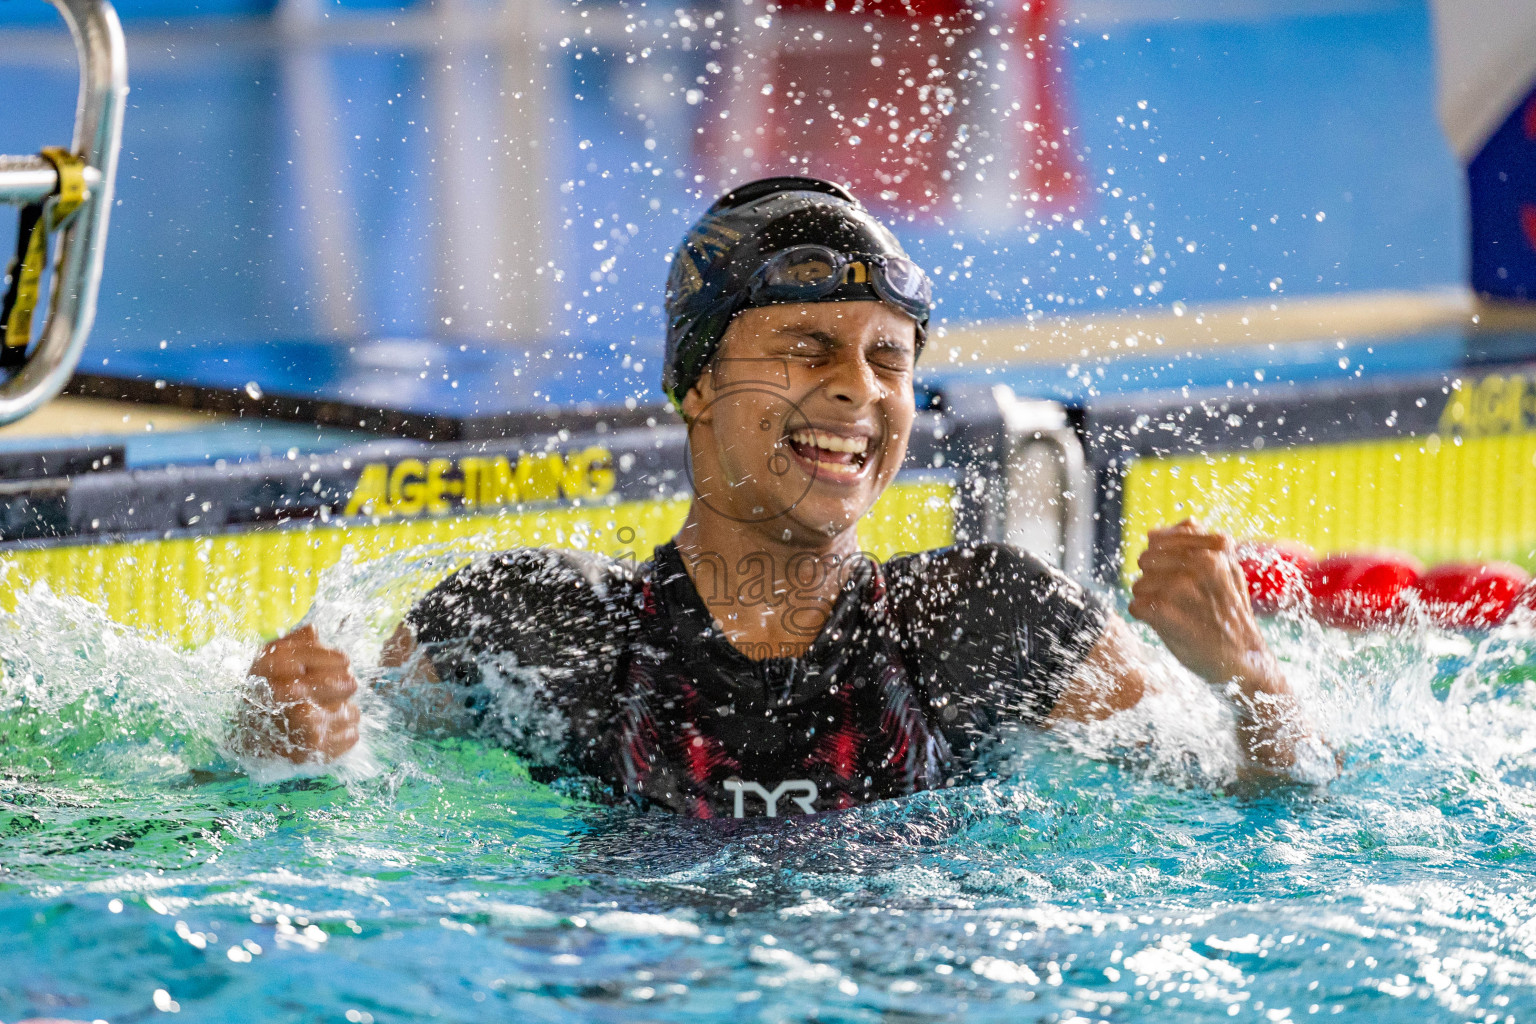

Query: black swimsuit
<box><xmin>408</xmin><ymin>541</ymin><xmax>1106</xmax><ymax>818</ymax></box>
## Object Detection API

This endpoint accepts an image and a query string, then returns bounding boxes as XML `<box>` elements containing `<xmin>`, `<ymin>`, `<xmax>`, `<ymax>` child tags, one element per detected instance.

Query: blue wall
<box><xmin>0</xmin><ymin>0</ymin><xmax>1467</xmax><ymax>371</ymax></box>
<box><xmin>1470</xmin><ymin>82</ymin><xmax>1536</xmax><ymax>301</ymax></box>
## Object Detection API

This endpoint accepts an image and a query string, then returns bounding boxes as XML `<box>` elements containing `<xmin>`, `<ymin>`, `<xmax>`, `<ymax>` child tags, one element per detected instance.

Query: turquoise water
<box><xmin>3</xmin><ymin>548</ymin><xmax>1536</xmax><ymax>1023</ymax></box>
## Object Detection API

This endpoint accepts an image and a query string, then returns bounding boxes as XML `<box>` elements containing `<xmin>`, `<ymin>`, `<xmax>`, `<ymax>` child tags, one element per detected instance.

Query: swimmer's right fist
<box><xmin>233</xmin><ymin>624</ymin><xmax>360</xmax><ymax>764</ymax></box>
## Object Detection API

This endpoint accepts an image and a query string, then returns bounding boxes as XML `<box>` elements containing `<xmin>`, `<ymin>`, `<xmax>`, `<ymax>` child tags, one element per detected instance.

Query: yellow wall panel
<box><xmin>0</xmin><ymin>481</ymin><xmax>953</xmax><ymax>647</ymax></box>
<box><xmin>1121</xmin><ymin>431</ymin><xmax>1536</xmax><ymax>582</ymax></box>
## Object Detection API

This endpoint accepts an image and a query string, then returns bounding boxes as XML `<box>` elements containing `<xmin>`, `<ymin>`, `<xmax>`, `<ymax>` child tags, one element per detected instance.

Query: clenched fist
<box><xmin>233</xmin><ymin>624</ymin><xmax>361</xmax><ymax>764</ymax></box>
<box><xmin>1126</xmin><ymin>519</ymin><xmax>1328</xmax><ymax>780</ymax></box>
<box><xmin>1127</xmin><ymin>519</ymin><xmax>1274</xmax><ymax>688</ymax></box>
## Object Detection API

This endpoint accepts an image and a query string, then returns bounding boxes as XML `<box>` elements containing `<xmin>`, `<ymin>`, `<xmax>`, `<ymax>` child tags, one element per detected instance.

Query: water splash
<box><xmin>3</xmin><ymin>543</ymin><xmax>1536</xmax><ymax>1022</ymax></box>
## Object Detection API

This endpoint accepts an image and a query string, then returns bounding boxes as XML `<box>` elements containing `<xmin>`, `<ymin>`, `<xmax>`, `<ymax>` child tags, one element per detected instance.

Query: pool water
<box><xmin>2</xmin><ymin>546</ymin><xmax>1536</xmax><ymax>1024</ymax></box>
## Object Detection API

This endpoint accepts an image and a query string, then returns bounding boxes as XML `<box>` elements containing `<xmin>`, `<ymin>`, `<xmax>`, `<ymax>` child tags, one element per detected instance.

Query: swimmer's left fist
<box><xmin>232</xmin><ymin>624</ymin><xmax>361</xmax><ymax>765</ymax></box>
<box><xmin>1127</xmin><ymin>520</ymin><xmax>1328</xmax><ymax>780</ymax></box>
<box><xmin>1127</xmin><ymin>519</ymin><xmax>1278</xmax><ymax>690</ymax></box>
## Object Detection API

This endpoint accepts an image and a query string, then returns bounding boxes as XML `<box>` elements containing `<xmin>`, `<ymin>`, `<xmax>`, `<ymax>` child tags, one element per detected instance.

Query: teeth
<box><xmin>788</xmin><ymin>429</ymin><xmax>869</xmax><ymax>454</ymax></box>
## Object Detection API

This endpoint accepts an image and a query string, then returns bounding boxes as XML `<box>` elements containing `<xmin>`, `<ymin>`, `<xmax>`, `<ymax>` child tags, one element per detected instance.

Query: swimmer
<box><xmin>231</xmin><ymin>176</ymin><xmax>1327</xmax><ymax>815</ymax></box>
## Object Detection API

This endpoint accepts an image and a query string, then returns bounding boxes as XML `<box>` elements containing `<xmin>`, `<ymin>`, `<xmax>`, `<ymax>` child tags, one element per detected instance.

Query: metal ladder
<box><xmin>0</xmin><ymin>0</ymin><xmax>126</xmax><ymax>427</ymax></box>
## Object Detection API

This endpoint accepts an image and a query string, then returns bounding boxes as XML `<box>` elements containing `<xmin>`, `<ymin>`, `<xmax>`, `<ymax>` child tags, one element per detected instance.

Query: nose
<box><xmin>823</xmin><ymin>350</ymin><xmax>881</xmax><ymax>408</ymax></box>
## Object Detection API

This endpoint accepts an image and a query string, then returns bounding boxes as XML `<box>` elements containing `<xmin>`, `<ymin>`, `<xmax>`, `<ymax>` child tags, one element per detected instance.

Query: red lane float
<box><xmin>1415</xmin><ymin>562</ymin><xmax>1532</xmax><ymax>630</ymax></box>
<box><xmin>1232</xmin><ymin>541</ymin><xmax>1533</xmax><ymax>631</ymax></box>
<box><xmin>1238</xmin><ymin>543</ymin><xmax>1315</xmax><ymax>615</ymax></box>
<box><xmin>1306</xmin><ymin>552</ymin><xmax>1423</xmax><ymax>630</ymax></box>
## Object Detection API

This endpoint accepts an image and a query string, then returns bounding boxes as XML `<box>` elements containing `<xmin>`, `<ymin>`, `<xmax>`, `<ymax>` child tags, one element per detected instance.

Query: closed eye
<box><xmin>774</xmin><ymin>328</ymin><xmax>838</xmax><ymax>359</ymax></box>
<box><xmin>869</xmin><ymin>340</ymin><xmax>914</xmax><ymax>373</ymax></box>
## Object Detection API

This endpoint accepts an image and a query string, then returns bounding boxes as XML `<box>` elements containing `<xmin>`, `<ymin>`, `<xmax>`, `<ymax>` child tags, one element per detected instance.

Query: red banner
<box><xmin>696</xmin><ymin>0</ymin><xmax>1081</xmax><ymax>217</ymax></box>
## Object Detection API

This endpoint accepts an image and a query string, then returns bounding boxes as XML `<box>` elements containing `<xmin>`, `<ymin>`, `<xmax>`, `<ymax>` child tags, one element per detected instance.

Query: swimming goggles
<box><xmin>746</xmin><ymin>244</ymin><xmax>933</xmax><ymax>325</ymax></box>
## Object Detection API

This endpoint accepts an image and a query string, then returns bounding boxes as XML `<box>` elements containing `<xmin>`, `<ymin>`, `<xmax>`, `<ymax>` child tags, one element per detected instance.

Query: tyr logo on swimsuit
<box><xmin>723</xmin><ymin>778</ymin><xmax>819</xmax><ymax>818</ymax></box>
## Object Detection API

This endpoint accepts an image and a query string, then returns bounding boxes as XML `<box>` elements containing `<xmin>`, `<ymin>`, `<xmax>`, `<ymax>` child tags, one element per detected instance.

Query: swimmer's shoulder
<box><xmin>884</xmin><ymin>542</ymin><xmax>1107</xmax><ymax>727</ymax></box>
<box><xmin>884</xmin><ymin>541</ymin><xmax>1080</xmax><ymax>599</ymax></box>
<box><xmin>408</xmin><ymin>546</ymin><xmax>645</xmax><ymax>647</ymax></box>
<box><xmin>884</xmin><ymin>542</ymin><xmax>1104</xmax><ymax>640</ymax></box>
<box><xmin>476</xmin><ymin>546</ymin><xmax>644</xmax><ymax>591</ymax></box>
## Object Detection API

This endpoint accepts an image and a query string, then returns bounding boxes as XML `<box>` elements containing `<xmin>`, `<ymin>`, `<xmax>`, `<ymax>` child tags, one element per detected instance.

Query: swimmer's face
<box><xmin>681</xmin><ymin>300</ymin><xmax>917</xmax><ymax>543</ymax></box>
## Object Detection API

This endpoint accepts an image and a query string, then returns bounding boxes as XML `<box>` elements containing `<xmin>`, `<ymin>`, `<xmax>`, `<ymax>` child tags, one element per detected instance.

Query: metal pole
<box><xmin>0</xmin><ymin>0</ymin><xmax>127</xmax><ymax>427</ymax></box>
<box><xmin>0</xmin><ymin>155</ymin><xmax>102</xmax><ymax>205</ymax></box>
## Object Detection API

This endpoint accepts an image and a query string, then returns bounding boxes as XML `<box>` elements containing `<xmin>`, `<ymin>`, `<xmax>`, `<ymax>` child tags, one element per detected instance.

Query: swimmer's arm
<box><xmin>1046</xmin><ymin>613</ymin><xmax>1327</xmax><ymax>784</ymax></box>
<box><xmin>380</xmin><ymin>621</ymin><xmax>432</xmax><ymax>677</ymax></box>
<box><xmin>1044</xmin><ymin>614</ymin><xmax>1159</xmax><ymax>724</ymax></box>
<box><xmin>377</xmin><ymin>622</ymin><xmax>475</xmax><ymax>734</ymax></box>
<box><xmin>1048</xmin><ymin>521</ymin><xmax>1334</xmax><ymax>784</ymax></box>
<box><xmin>1127</xmin><ymin>521</ymin><xmax>1331</xmax><ymax>782</ymax></box>
<box><xmin>230</xmin><ymin>621</ymin><xmax>456</xmax><ymax>767</ymax></box>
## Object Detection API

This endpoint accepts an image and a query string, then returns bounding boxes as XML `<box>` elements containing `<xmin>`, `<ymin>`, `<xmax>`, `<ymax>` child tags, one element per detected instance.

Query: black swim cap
<box><xmin>662</xmin><ymin>176</ymin><xmax>929</xmax><ymax>408</ymax></box>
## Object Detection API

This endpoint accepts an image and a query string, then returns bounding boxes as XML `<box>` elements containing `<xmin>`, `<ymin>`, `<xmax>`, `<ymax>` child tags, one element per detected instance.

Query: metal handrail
<box><xmin>0</xmin><ymin>0</ymin><xmax>127</xmax><ymax>427</ymax></box>
<box><xmin>0</xmin><ymin>155</ymin><xmax>105</xmax><ymax>205</ymax></box>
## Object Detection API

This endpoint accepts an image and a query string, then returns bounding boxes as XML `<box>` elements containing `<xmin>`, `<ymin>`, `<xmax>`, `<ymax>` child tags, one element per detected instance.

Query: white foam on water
<box><xmin>587</xmin><ymin>910</ymin><xmax>703</xmax><ymax>937</ymax></box>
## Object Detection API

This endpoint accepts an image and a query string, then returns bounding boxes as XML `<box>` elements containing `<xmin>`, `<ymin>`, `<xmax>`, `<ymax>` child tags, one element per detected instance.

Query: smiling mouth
<box><xmin>784</xmin><ymin>428</ymin><xmax>873</xmax><ymax>480</ymax></box>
